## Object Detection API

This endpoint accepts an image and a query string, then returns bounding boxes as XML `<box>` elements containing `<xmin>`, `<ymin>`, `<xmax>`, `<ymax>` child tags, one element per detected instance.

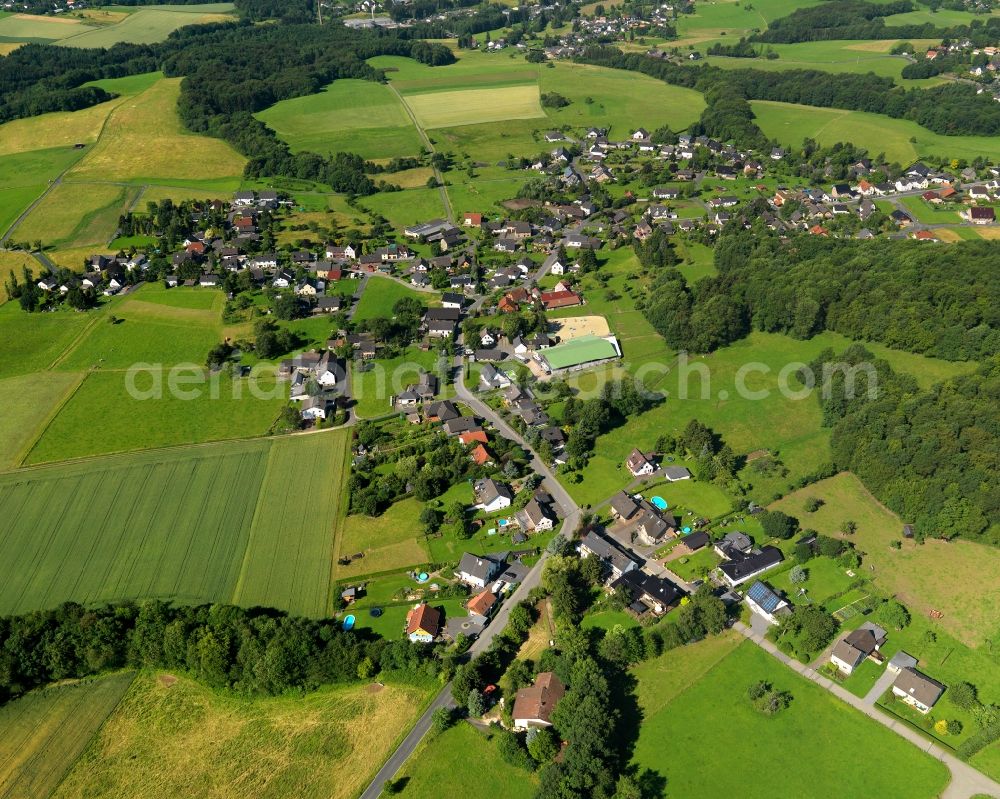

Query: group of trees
<box><xmin>0</xmin><ymin>600</ymin><xmax>439</xmax><ymax>705</ymax></box>
<box><xmin>815</xmin><ymin>346</ymin><xmax>1000</xmax><ymax>546</ymax></box>
<box><xmin>656</xmin><ymin>419</ymin><xmax>741</xmax><ymax>488</ymax></box>
<box><xmin>561</xmin><ymin>380</ymin><xmax>659</xmax><ymax>469</ymax></box>
<box><xmin>4</xmin><ymin>266</ymin><xmax>98</xmax><ymax>313</ymax></box>
<box><xmin>578</xmin><ymin>44</ymin><xmax>1000</xmax><ymax>138</ymax></box>
<box><xmin>644</xmin><ymin>229</ymin><xmax>1000</xmax><ymax>362</ymax></box>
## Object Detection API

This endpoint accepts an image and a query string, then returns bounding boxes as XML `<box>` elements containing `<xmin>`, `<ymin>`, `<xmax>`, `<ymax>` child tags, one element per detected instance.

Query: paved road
<box><xmin>357</xmin><ymin>363</ymin><xmax>579</xmax><ymax>799</ymax></box>
<box><xmin>733</xmin><ymin>621</ymin><xmax>1000</xmax><ymax>799</ymax></box>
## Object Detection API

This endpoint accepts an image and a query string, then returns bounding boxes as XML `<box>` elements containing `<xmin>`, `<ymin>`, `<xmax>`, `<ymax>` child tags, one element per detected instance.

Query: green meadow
<box><xmin>257</xmin><ymin>79</ymin><xmax>425</xmax><ymax>161</ymax></box>
<box><xmin>752</xmin><ymin>99</ymin><xmax>1000</xmax><ymax>164</ymax></box>
<box><xmin>631</xmin><ymin>636</ymin><xmax>950</xmax><ymax>799</ymax></box>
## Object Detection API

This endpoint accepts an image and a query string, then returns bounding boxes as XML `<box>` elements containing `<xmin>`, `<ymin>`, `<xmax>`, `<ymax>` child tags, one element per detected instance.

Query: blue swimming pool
<box><xmin>651</xmin><ymin>496</ymin><xmax>668</xmax><ymax>510</ymax></box>
<box><xmin>498</xmin><ymin>518</ymin><xmax>510</xmax><ymax>527</ymax></box>
<box><xmin>342</xmin><ymin>614</ymin><xmax>355</xmax><ymax>631</ymax></box>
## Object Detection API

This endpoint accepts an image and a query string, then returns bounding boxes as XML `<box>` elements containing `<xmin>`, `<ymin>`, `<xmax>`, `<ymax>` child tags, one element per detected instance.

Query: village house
<box><xmin>830</xmin><ymin>622</ymin><xmax>888</xmax><ymax>675</ymax></box>
<box><xmin>405</xmin><ymin>603</ymin><xmax>441</xmax><ymax>643</ymax></box>
<box><xmin>579</xmin><ymin>529</ymin><xmax>639</xmax><ymax>581</ymax></box>
<box><xmin>744</xmin><ymin>580</ymin><xmax>791</xmax><ymax>625</ymax></box>
<box><xmin>473</xmin><ymin>478</ymin><xmax>513</xmax><ymax>513</ymax></box>
<box><xmin>457</xmin><ymin>552</ymin><xmax>504</xmax><ymax>589</ymax></box>
<box><xmin>626</xmin><ymin>448</ymin><xmax>656</xmax><ymax>477</ymax></box>
<box><xmin>515</xmin><ymin>496</ymin><xmax>557</xmax><ymax>532</ymax></box>
<box><xmin>512</xmin><ymin>672</ymin><xmax>566</xmax><ymax>730</ymax></box>
<box><xmin>891</xmin><ymin>668</ymin><xmax>945</xmax><ymax>714</ymax></box>
<box><xmin>611</xmin><ymin>569</ymin><xmax>684</xmax><ymax>617</ymax></box>
<box><xmin>466</xmin><ymin>589</ymin><xmax>498</xmax><ymax>622</ymax></box>
<box><xmin>718</xmin><ymin>545</ymin><xmax>783</xmax><ymax>587</ymax></box>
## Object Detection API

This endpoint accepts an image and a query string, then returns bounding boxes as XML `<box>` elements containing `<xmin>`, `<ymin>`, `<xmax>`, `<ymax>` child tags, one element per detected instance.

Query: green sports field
<box><xmin>631</xmin><ymin>637</ymin><xmax>950</xmax><ymax>799</ymax></box>
<box><xmin>752</xmin><ymin>99</ymin><xmax>1000</xmax><ymax>164</ymax></box>
<box><xmin>543</xmin><ymin>334</ymin><xmax>619</xmax><ymax>370</ymax></box>
<box><xmin>0</xmin><ymin>432</ymin><xmax>348</xmax><ymax>617</ymax></box>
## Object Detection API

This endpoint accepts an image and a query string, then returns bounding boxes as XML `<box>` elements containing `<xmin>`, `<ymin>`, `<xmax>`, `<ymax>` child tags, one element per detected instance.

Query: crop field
<box><xmin>232</xmin><ymin>431</ymin><xmax>350</xmax><ymax>617</ymax></box>
<box><xmin>26</xmin><ymin>368</ymin><xmax>285</xmax><ymax>463</ymax></box>
<box><xmin>404</xmin><ymin>84</ymin><xmax>545</xmax><ymax>129</ymax></box>
<box><xmin>257</xmin><ymin>79</ymin><xmax>424</xmax><ymax>161</ymax></box>
<box><xmin>772</xmin><ymin>472</ymin><xmax>1000</xmax><ymax>647</ymax></box>
<box><xmin>752</xmin><ymin>100</ymin><xmax>1000</xmax><ymax>164</ymax></box>
<box><xmin>395</xmin><ymin>722</ymin><xmax>539</xmax><ymax>799</ymax></box>
<box><xmin>0</xmin><ymin>440</ymin><xmax>269</xmax><ymax>614</ymax></box>
<box><xmin>66</xmin><ymin>77</ymin><xmax>246</xmax><ymax>184</ymax></box>
<box><xmin>0</xmin><ymin>371</ymin><xmax>83</xmax><ymax>470</ymax></box>
<box><xmin>57</xmin><ymin>5</ymin><xmax>237</xmax><ymax>48</ymax></box>
<box><xmin>631</xmin><ymin>639</ymin><xmax>949</xmax><ymax>799</ymax></box>
<box><xmin>51</xmin><ymin>673</ymin><xmax>433</xmax><ymax>799</ymax></box>
<box><xmin>17</xmin><ymin>181</ymin><xmax>141</xmax><ymax>250</ymax></box>
<box><xmin>0</xmin><ymin>13</ymin><xmax>94</xmax><ymax>42</ymax></box>
<box><xmin>0</xmin><ymin>303</ymin><xmax>94</xmax><ymax>379</ymax></box>
<box><xmin>0</xmin><ymin>672</ymin><xmax>135</xmax><ymax>799</ymax></box>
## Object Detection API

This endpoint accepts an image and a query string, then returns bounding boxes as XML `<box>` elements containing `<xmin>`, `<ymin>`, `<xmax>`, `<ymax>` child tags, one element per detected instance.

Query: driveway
<box><xmin>863</xmin><ymin>665</ymin><xmax>896</xmax><ymax>706</ymax></box>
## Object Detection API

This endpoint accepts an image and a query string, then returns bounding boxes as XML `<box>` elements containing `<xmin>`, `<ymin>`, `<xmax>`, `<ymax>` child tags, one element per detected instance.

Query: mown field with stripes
<box><xmin>0</xmin><ymin>431</ymin><xmax>349</xmax><ymax>618</ymax></box>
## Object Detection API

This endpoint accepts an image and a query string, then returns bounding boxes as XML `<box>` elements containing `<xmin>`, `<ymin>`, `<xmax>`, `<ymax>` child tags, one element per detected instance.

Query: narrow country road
<box><xmin>385</xmin><ymin>83</ymin><xmax>453</xmax><ymax>223</ymax></box>
<box><xmin>733</xmin><ymin>621</ymin><xmax>1000</xmax><ymax>799</ymax></box>
<box><xmin>357</xmin><ymin>359</ymin><xmax>579</xmax><ymax>799</ymax></box>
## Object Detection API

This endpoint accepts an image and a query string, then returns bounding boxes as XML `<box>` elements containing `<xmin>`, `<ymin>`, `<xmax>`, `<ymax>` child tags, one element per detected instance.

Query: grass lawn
<box><xmin>351</xmin><ymin>345</ymin><xmax>445</xmax><ymax>419</ymax></box>
<box><xmin>52</xmin><ymin>672</ymin><xmax>433</xmax><ymax>799</ymax></box>
<box><xmin>669</xmin><ymin>547</ymin><xmax>721</xmax><ymax>582</ymax></box>
<box><xmin>354</xmin><ymin>275</ymin><xmax>435</xmax><ymax>322</ymax></box>
<box><xmin>257</xmin><ymin>79</ymin><xmax>424</xmax><ymax>161</ymax></box>
<box><xmin>66</xmin><ymin>77</ymin><xmax>245</xmax><ymax>184</ymax></box>
<box><xmin>17</xmin><ymin>180</ymin><xmax>141</xmax><ymax>249</ymax></box>
<box><xmin>973</xmin><ymin>737</ymin><xmax>1000</xmax><ymax>783</ymax></box>
<box><xmin>769</xmin><ymin>554</ymin><xmax>855</xmax><ymax>607</ymax></box>
<box><xmin>0</xmin><ymin>672</ymin><xmax>135</xmax><ymax>799</ymax></box>
<box><xmin>771</xmin><ymin>472</ymin><xmax>1000</xmax><ymax>648</ymax></box>
<box><xmin>631</xmin><ymin>639</ymin><xmax>949</xmax><ymax>799</ymax></box>
<box><xmin>0</xmin><ymin>94</ymin><xmax>128</xmax><ymax>158</ymax></box>
<box><xmin>395</xmin><ymin>722</ymin><xmax>538</xmax><ymax>799</ymax></box>
<box><xmin>752</xmin><ymin>99</ymin><xmax>1000</xmax><ymax>165</ymax></box>
<box><xmin>0</xmin><ymin>302</ymin><xmax>95</xmax><ymax>378</ymax></box>
<box><xmin>337</xmin><ymin>497</ymin><xmax>432</xmax><ymax>578</ymax></box>
<box><xmin>0</xmin><ymin>370</ymin><xmax>83</xmax><ymax>469</ymax></box>
<box><xmin>232</xmin><ymin>431</ymin><xmax>350</xmax><ymax>617</ymax></box>
<box><xmin>581</xmin><ymin>609</ymin><xmax>640</xmax><ymax>631</ymax></box>
<box><xmin>897</xmin><ymin>195</ymin><xmax>963</xmax><ymax>224</ymax></box>
<box><xmin>26</xmin><ymin>367</ymin><xmax>285</xmax><ymax>463</ymax></box>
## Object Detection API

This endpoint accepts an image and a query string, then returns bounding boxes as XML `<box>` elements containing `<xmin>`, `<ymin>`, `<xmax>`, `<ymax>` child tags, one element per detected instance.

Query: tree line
<box><xmin>576</xmin><ymin>45</ymin><xmax>1000</xmax><ymax>138</ymax></box>
<box><xmin>0</xmin><ymin>600</ymin><xmax>440</xmax><ymax>706</ymax></box>
<box><xmin>640</xmin><ymin>229</ymin><xmax>1000</xmax><ymax>362</ymax></box>
<box><xmin>815</xmin><ymin>346</ymin><xmax>999</xmax><ymax>547</ymax></box>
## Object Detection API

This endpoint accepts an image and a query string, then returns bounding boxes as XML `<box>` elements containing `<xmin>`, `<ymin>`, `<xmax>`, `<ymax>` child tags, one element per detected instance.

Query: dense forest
<box><xmin>0</xmin><ymin>600</ymin><xmax>440</xmax><ymax>705</ymax></box>
<box><xmin>815</xmin><ymin>347</ymin><xmax>1000</xmax><ymax>546</ymax></box>
<box><xmin>577</xmin><ymin>46</ymin><xmax>1000</xmax><ymax>138</ymax></box>
<box><xmin>753</xmin><ymin>0</ymin><xmax>1000</xmax><ymax>44</ymax></box>
<box><xmin>640</xmin><ymin>231</ymin><xmax>1000</xmax><ymax>361</ymax></box>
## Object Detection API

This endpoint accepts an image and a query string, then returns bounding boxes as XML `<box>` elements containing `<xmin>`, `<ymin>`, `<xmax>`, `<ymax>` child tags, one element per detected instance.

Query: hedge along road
<box><xmin>357</xmin><ymin>355</ymin><xmax>580</xmax><ymax>799</ymax></box>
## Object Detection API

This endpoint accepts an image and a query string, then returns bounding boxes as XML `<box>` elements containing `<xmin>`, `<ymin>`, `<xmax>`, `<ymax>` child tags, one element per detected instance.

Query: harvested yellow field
<box><xmin>17</xmin><ymin>182</ymin><xmax>138</xmax><ymax>249</ymax></box>
<box><xmin>385</xmin><ymin>165</ymin><xmax>435</xmax><ymax>188</ymax></box>
<box><xmin>70</xmin><ymin>8</ymin><xmax>131</xmax><ymax>25</ymax></box>
<box><xmin>52</xmin><ymin>673</ymin><xmax>431</xmax><ymax>799</ymax></box>
<box><xmin>403</xmin><ymin>85</ymin><xmax>545</xmax><ymax>129</ymax></box>
<box><xmin>0</xmin><ymin>42</ymin><xmax>23</xmax><ymax>56</ymax></box>
<box><xmin>933</xmin><ymin>228</ymin><xmax>963</xmax><ymax>242</ymax></box>
<box><xmin>66</xmin><ymin>78</ymin><xmax>246</xmax><ymax>183</ymax></box>
<box><xmin>0</xmin><ymin>98</ymin><xmax>124</xmax><ymax>157</ymax></box>
<box><xmin>44</xmin><ymin>245</ymin><xmax>116</xmax><ymax>271</ymax></box>
<box><xmin>974</xmin><ymin>226</ymin><xmax>1000</xmax><ymax>240</ymax></box>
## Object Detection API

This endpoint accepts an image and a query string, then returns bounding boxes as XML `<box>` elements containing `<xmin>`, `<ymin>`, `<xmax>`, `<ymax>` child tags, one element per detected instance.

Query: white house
<box><xmin>457</xmin><ymin>552</ymin><xmax>503</xmax><ymax>589</ymax></box>
<box><xmin>891</xmin><ymin>668</ymin><xmax>945</xmax><ymax>714</ymax></box>
<box><xmin>473</xmin><ymin>478</ymin><xmax>513</xmax><ymax>512</ymax></box>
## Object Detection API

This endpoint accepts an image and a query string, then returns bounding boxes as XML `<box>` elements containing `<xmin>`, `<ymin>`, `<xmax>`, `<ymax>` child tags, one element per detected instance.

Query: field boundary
<box><xmin>14</xmin><ymin>369</ymin><xmax>89</xmax><ymax>468</ymax></box>
<box><xmin>326</xmin><ymin>433</ymin><xmax>356</xmax><ymax>614</ymax></box>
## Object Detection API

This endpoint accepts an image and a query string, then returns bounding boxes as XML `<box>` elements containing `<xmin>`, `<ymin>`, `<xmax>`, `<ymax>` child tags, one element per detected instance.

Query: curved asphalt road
<box><xmin>357</xmin><ymin>361</ymin><xmax>579</xmax><ymax>799</ymax></box>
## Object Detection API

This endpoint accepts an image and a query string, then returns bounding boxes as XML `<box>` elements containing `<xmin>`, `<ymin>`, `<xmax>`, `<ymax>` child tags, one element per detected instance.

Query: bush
<box><xmin>759</xmin><ymin>510</ymin><xmax>798</xmax><ymax>540</ymax></box>
<box><xmin>876</xmin><ymin>599</ymin><xmax>911</xmax><ymax>631</ymax></box>
<box><xmin>949</xmin><ymin>681</ymin><xmax>979</xmax><ymax>711</ymax></box>
<box><xmin>432</xmin><ymin>706</ymin><xmax>454</xmax><ymax>733</ymax></box>
<box><xmin>747</xmin><ymin>680</ymin><xmax>791</xmax><ymax>715</ymax></box>
<box><xmin>946</xmin><ymin>719</ymin><xmax>963</xmax><ymax>736</ymax></box>
<box><xmin>789</xmin><ymin>565</ymin><xmax>807</xmax><ymax>584</ymax></box>
<box><xmin>805</xmin><ymin>497</ymin><xmax>824</xmax><ymax>512</ymax></box>
<box><xmin>496</xmin><ymin>729</ymin><xmax>535</xmax><ymax>770</ymax></box>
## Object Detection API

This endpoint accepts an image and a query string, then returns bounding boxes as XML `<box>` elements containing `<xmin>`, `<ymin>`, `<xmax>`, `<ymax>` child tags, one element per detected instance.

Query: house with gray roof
<box><xmin>457</xmin><ymin>553</ymin><xmax>504</xmax><ymax>589</ymax></box>
<box><xmin>892</xmin><ymin>668</ymin><xmax>945</xmax><ymax>714</ymax></box>
<box><xmin>579</xmin><ymin>530</ymin><xmax>639</xmax><ymax>581</ymax></box>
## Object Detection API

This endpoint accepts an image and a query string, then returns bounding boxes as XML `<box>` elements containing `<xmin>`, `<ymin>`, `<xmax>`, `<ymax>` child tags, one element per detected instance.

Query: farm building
<box><xmin>541</xmin><ymin>335</ymin><xmax>620</xmax><ymax>373</ymax></box>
